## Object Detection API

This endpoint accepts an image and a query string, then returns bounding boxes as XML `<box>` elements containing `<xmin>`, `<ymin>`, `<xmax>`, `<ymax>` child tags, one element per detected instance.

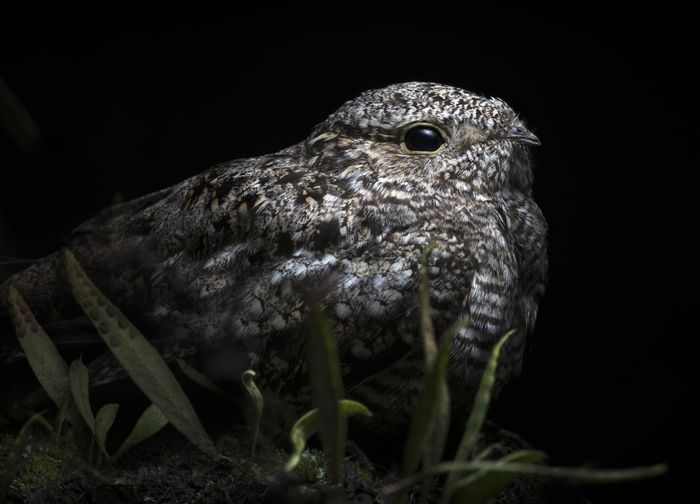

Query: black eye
<box><xmin>404</xmin><ymin>125</ymin><xmax>445</xmax><ymax>152</ymax></box>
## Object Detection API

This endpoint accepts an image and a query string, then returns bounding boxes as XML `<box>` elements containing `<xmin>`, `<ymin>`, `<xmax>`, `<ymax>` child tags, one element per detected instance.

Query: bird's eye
<box><xmin>403</xmin><ymin>124</ymin><xmax>445</xmax><ymax>152</ymax></box>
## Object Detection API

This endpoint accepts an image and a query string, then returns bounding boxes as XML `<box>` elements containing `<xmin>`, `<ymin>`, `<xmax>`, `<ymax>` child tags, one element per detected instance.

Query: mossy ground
<box><xmin>0</xmin><ymin>418</ymin><xmax>550</xmax><ymax>504</ymax></box>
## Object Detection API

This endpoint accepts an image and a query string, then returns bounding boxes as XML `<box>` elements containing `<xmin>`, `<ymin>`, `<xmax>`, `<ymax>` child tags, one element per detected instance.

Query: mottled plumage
<box><xmin>1</xmin><ymin>82</ymin><xmax>547</xmax><ymax>425</ymax></box>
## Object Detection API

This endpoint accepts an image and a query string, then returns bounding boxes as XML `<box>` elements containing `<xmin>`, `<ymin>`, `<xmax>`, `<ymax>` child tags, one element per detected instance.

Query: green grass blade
<box><xmin>473</xmin><ymin>443</ymin><xmax>501</xmax><ymax>461</ymax></box>
<box><xmin>419</xmin><ymin>243</ymin><xmax>440</xmax><ymax>366</ymax></box>
<box><xmin>0</xmin><ymin>411</ymin><xmax>52</xmax><ymax>503</ymax></box>
<box><xmin>112</xmin><ymin>403</ymin><xmax>169</xmax><ymax>461</ymax></box>
<box><xmin>64</xmin><ymin>249</ymin><xmax>216</xmax><ymax>456</ymax></box>
<box><xmin>384</xmin><ymin>460</ymin><xmax>667</xmax><ymax>498</ymax></box>
<box><xmin>305</xmin><ymin>306</ymin><xmax>346</xmax><ymax>483</ymax></box>
<box><xmin>69</xmin><ymin>359</ymin><xmax>96</xmax><ymax>434</ymax></box>
<box><xmin>176</xmin><ymin>358</ymin><xmax>234</xmax><ymax>401</ymax></box>
<box><xmin>444</xmin><ymin>461</ymin><xmax>669</xmax><ymax>483</ymax></box>
<box><xmin>446</xmin><ymin>330</ymin><xmax>515</xmax><ymax>489</ymax></box>
<box><xmin>402</xmin><ymin>319</ymin><xmax>465</xmax><ymax>477</ymax></box>
<box><xmin>95</xmin><ymin>403</ymin><xmax>119</xmax><ymax>459</ymax></box>
<box><xmin>241</xmin><ymin>370</ymin><xmax>263</xmax><ymax>458</ymax></box>
<box><xmin>423</xmin><ymin>319</ymin><xmax>468</xmax><ymax>469</ymax></box>
<box><xmin>285</xmin><ymin>408</ymin><xmax>318</xmax><ymax>473</ymax></box>
<box><xmin>285</xmin><ymin>399</ymin><xmax>371</xmax><ymax>473</ymax></box>
<box><xmin>0</xmin><ymin>77</ymin><xmax>41</xmax><ymax>153</ymax></box>
<box><xmin>54</xmin><ymin>391</ymin><xmax>72</xmax><ymax>436</ymax></box>
<box><xmin>423</xmin><ymin>382</ymin><xmax>449</xmax><ymax>467</ymax></box>
<box><xmin>445</xmin><ymin>450</ymin><xmax>547</xmax><ymax>504</ymax></box>
<box><xmin>7</xmin><ymin>285</ymin><xmax>69</xmax><ymax>408</ymax></box>
<box><xmin>448</xmin><ymin>461</ymin><xmax>670</xmax><ymax>484</ymax></box>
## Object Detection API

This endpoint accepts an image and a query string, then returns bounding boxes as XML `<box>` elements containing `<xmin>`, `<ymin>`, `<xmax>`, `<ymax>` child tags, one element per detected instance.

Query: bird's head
<box><xmin>307</xmin><ymin>82</ymin><xmax>539</xmax><ymax>199</ymax></box>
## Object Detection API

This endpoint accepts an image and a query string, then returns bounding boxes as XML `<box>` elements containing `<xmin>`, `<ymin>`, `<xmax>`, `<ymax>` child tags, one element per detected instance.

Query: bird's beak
<box><xmin>506</xmin><ymin>124</ymin><xmax>541</xmax><ymax>146</ymax></box>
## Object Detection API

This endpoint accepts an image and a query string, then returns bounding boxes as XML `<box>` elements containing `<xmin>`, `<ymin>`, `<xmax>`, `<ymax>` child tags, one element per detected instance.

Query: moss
<box><xmin>293</xmin><ymin>449</ymin><xmax>328</xmax><ymax>483</ymax></box>
<box><xmin>346</xmin><ymin>458</ymin><xmax>375</xmax><ymax>487</ymax></box>
<box><xmin>9</xmin><ymin>433</ymin><xmax>70</xmax><ymax>497</ymax></box>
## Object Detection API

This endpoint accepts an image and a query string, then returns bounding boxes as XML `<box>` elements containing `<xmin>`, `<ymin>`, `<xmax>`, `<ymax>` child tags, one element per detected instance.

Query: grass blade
<box><xmin>445</xmin><ymin>450</ymin><xmax>547</xmax><ymax>504</ymax></box>
<box><xmin>64</xmin><ymin>249</ymin><xmax>216</xmax><ymax>456</ymax></box>
<box><xmin>0</xmin><ymin>411</ymin><xmax>52</xmax><ymax>503</ymax></box>
<box><xmin>241</xmin><ymin>370</ymin><xmax>263</xmax><ymax>457</ymax></box>
<box><xmin>446</xmin><ymin>330</ymin><xmax>515</xmax><ymax>489</ymax></box>
<box><xmin>7</xmin><ymin>285</ymin><xmax>69</xmax><ymax>408</ymax></box>
<box><xmin>305</xmin><ymin>306</ymin><xmax>346</xmax><ymax>483</ymax></box>
<box><xmin>0</xmin><ymin>77</ymin><xmax>41</xmax><ymax>153</ymax></box>
<box><xmin>176</xmin><ymin>358</ymin><xmax>234</xmax><ymax>401</ymax></box>
<box><xmin>384</xmin><ymin>460</ymin><xmax>668</xmax><ymax>498</ymax></box>
<box><xmin>285</xmin><ymin>399</ymin><xmax>371</xmax><ymax>473</ymax></box>
<box><xmin>402</xmin><ymin>319</ymin><xmax>466</xmax><ymax>476</ymax></box>
<box><xmin>69</xmin><ymin>359</ymin><xmax>95</xmax><ymax>434</ymax></box>
<box><xmin>112</xmin><ymin>403</ymin><xmax>169</xmax><ymax>461</ymax></box>
<box><xmin>446</xmin><ymin>461</ymin><xmax>669</xmax><ymax>484</ymax></box>
<box><xmin>419</xmin><ymin>243</ymin><xmax>439</xmax><ymax>365</ymax></box>
<box><xmin>95</xmin><ymin>403</ymin><xmax>119</xmax><ymax>459</ymax></box>
<box><xmin>54</xmin><ymin>391</ymin><xmax>72</xmax><ymax>436</ymax></box>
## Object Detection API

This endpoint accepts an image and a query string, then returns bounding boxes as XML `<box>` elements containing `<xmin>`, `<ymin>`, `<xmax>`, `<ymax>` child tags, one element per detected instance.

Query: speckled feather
<box><xmin>1</xmin><ymin>82</ymin><xmax>547</xmax><ymax>425</ymax></box>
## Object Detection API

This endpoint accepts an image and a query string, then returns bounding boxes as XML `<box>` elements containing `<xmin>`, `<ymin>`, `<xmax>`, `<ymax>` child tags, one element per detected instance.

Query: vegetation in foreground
<box><xmin>0</xmin><ymin>248</ymin><xmax>666</xmax><ymax>503</ymax></box>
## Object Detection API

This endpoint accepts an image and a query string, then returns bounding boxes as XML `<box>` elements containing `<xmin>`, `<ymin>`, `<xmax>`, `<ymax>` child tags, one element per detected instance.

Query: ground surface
<box><xmin>1</xmin><ymin>417</ymin><xmax>559</xmax><ymax>504</ymax></box>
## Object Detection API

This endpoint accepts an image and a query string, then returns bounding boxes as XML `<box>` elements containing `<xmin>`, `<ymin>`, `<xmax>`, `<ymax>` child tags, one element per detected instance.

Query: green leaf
<box><xmin>445</xmin><ymin>450</ymin><xmax>547</xmax><ymax>504</ymax></box>
<box><xmin>0</xmin><ymin>411</ymin><xmax>53</xmax><ymax>503</ymax></box>
<box><xmin>0</xmin><ymin>77</ymin><xmax>41</xmax><ymax>153</ymax></box>
<box><xmin>446</xmin><ymin>330</ymin><xmax>515</xmax><ymax>489</ymax></box>
<box><xmin>64</xmin><ymin>249</ymin><xmax>216</xmax><ymax>456</ymax></box>
<box><xmin>440</xmin><ymin>461</ymin><xmax>669</xmax><ymax>485</ymax></box>
<box><xmin>7</xmin><ymin>285</ymin><xmax>69</xmax><ymax>408</ymax></box>
<box><xmin>419</xmin><ymin>243</ymin><xmax>440</xmax><ymax>365</ymax></box>
<box><xmin>383</xmin><ymin>460</ymin><xmax>668</xmax><ymax>499</ymax></box>
<box><xmin>444</xmin><ymin>461</ymin><xmax>669</xmax><ymax>484</ymax></box>
<box><xmin>473</xmin><ymin>443</ymin><xmax>501</xmax><ymax>461</ymax></box>
<box><xmin>113</xmin><ymin>403</ymin><xmax>169</xmax><ymax>461</ymax></box>
<box><xmin>305</xmin><ymin>306</ymin><xmax>346</xmax><ymax>483</ymax></box>
<box><xmin>285</xmin><ymin>399</ymin><xmax>371</xmax><ymax>473</ymax></box>
<box><xmin>55</xmin><ymin>390</ymin><xmax>72</xmax><ymax>436</ymax></box>
<box><xmin>241</xmin><ymin>370</ymin><xmax>263</xmax><ymax>457</ymax></box>
<box><xmin>403</xmin><ymin>319</ymin><xmax>466</xmax><ymax>477</ymax></box>
<box><xmin>423</xmin><ymin>379</ymin><xmax>449</xmax><ymax>480</ymax></box>
<box><xmin>69</xmin><ymin>359</ymin><xmax>95</xmax><ymax>434</ymax></box>
<box><xmin>95</xmin><ymin>403</ymin><xmax>119</xmax><ymax>459</ymax></box>
<box><xmin>176</xmin><ymin>358</ymin><xmax>234</xmax><ymax>400</ymax></box>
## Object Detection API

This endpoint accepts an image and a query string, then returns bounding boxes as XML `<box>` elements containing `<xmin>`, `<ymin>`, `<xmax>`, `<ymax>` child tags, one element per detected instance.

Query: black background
<box><xmin>0</xmin><ymin>11</ymin><xmax>692</xmax><ymax>503</ymax></box>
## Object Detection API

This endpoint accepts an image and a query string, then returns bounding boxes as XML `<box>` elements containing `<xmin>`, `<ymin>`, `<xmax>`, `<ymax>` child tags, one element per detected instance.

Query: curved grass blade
<box><xmin>473</xmin><ymin>443</ymin><xmax>501</xmax><ymax>462</ymax></box>
<box><xmin>55</xmin><ymin>391</ymin><xmax>72</xmax><ymax>436</ymax></box>
<box><xmin>241</xmin><ymin>370</ymin><xmax>263</xmax><ymax>457</ymax></box>
<box><xmin>384</xmin><ymin>460</ymin><xmax>668</xmax><ymax>497</ymax></box>
<box><xmin>64</xmin><ymin>249</ymin><xmax>215</xmax><ymax>456</ymax></box>
<box><xmin>69</xmin><ymin>359</ymin><xmax>95</xmax><ymax>434</ymax></box>
<box><xmin>419</xmin><ymin>243</ymin><xmax>440</xmax><ymax>365</ymax></box>
<box><xmin>285</xmin><ymin>399</ymin><xmax>371</xmax><ymax>473</ymax></box>
<box><xmin>0</xmin><ymin>411</ymin><xmax>52</xmax><ymax>503</ymax></box>
<box><xmin>422</xmin><ymin>319</ymin><xmax>468</xmax><ymax>469</ymax></box>
<box><xmin>95</xmin><ymin>403</ymin><xmax>119</xmax><ymax>459</ymax></box>
<box><xmin>7</xmin><ymin>285</ymin><xmax>69</xmax><ymax>408</ymax></box>
<box><xmin>306</xmin><ymin>306</ymin><xmax>346</xmax><ymax>483</ymax></box>
<box><xmin>445</xmin><ymin>329</ymin><xmax>515</xmax><ymax>489</ymax></box>
<box><xmin>0</xmin><ymin>77</ymin><xmax>41</xmax><ymax>153</ymax></box>
<box><xmin>112</xmin><ymin>403</ymin><xmax>169</xmax><ymax>461</ymax></box>
<box><xmin>403</xmin><ymin>319</ymin><xmax>466</xmax><ymax>476</ymax></box>
<box><xmin>176</xmin><ymin>358</ymin><xmax>234</xmax><ymax>401</ymax></box>
<box><xmin>444</xmin><ymin>450</ymin><xmax>547</xmax><ymax>504</ymax></box>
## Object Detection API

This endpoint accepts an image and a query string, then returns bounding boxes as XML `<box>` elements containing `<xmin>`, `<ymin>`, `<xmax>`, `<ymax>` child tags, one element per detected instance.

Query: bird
<box><xmin>0</xmin><ymin>82</ymin><xmax>547</xmax><ymax>427</ymax></box>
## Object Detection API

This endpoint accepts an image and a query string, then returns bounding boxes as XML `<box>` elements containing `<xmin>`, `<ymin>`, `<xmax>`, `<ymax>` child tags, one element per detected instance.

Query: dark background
<box><xmin>0</xmin><ymin>12</ymin><xmax>692</xmax><ymax>502</ymax></box>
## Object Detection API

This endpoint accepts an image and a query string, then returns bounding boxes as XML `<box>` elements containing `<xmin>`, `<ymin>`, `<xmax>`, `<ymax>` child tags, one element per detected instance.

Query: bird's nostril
<box><xmin>507</xmin><ymin>125</ymin><xmax>540</xmax><ymax>146</ymax></box>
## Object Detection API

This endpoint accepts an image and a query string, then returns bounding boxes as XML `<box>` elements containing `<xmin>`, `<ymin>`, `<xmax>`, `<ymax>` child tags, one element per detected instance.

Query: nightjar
<box><xmin>0</xmin><ymin>82</ymin><xmax>547</xmax><ymax>426</ymax></box>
